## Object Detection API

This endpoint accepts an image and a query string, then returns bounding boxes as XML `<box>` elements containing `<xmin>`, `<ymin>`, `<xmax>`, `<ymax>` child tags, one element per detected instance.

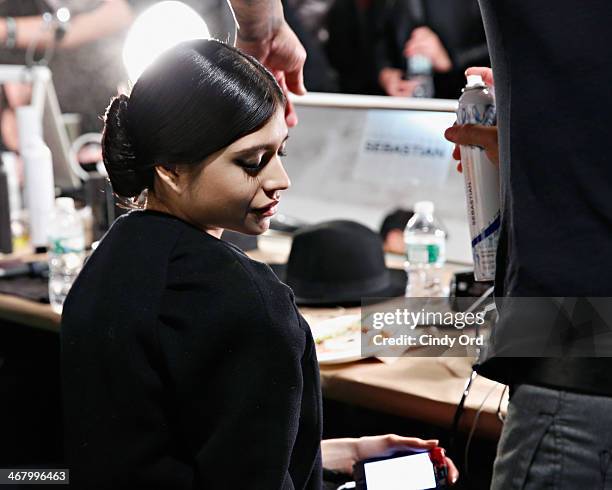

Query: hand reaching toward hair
<box><xmin>233</xmin><ymin>1</ymin><xmax>307</xmax><ymax>127</ymax></box>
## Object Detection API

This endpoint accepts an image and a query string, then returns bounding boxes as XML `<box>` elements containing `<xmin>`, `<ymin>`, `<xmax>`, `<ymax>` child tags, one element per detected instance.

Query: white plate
<box><xmin>310</xmin><ymin>314</ymin><xmax>363</xmax><ymax>365</ymax></box>
<box><xmin>317</xmin><ymin>348</ymin><xmax>363</xmax><ymax>365</ymax></box>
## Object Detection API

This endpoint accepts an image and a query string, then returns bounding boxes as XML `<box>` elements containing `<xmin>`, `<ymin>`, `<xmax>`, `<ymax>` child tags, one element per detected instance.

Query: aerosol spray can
<box><xmin>457</xmin><ymin>75</ymin><xmax>499</xmax><ymax>281</ymax></box>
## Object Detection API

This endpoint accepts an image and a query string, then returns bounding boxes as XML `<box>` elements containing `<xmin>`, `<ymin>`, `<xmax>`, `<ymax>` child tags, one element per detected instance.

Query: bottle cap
<box><xmin>55</xmin><ymin>197</ymin><xmax>75</xmax><ymax>212</ymax></box>
<box><xmin>414</xmin><ymin>201</ymin><xmax>434</xmax><ymax>215</ymax></box>
<box><xmin>466</xmin><ymin>74</ymin><xmax>485</xmax><ymax>88</ymax></box>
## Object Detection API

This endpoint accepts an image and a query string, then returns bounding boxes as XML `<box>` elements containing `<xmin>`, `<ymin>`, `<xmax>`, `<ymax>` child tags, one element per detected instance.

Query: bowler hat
<box><xmin>271</xmin><ymin>220</ymin><xmax>407</xmax><ymax>306</ymax></box>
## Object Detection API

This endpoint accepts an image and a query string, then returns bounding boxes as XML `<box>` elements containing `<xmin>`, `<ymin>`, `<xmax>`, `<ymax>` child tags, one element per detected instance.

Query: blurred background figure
<box><xmin>380</xmin><ymin>208</ymin><xmax>414</xmax><ymax>254</ymax></box>
<box><xmin>0</xmin><ymin>0</ymin><xmax>490</xmax><ymax>148</ymax></box>
<box><xmin>377</xmin><ymin>0</ymin><xmax>490</xmax><ymax>99</ymax></box>
<box><xmin>0</xmin><ymin>1</ymin><xmax>134</xmax><ymax>136</ymax></box>
<box><xmin>323</xmin><ymin>0</ymin><xmax>489</xmax><ymax>98</ymax></box>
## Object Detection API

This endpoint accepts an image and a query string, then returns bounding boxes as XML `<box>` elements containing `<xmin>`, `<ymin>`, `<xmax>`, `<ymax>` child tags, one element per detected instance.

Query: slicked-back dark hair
<box><xmin>102</xmin><ymin>39</ymin><xmax>285</xmax><ymax>199</ymax></box>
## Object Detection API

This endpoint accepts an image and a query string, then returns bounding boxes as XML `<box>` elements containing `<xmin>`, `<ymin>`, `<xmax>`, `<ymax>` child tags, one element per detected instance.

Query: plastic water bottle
<box><xmin>48</xmin><ymin>198</ymin><xmax>85</xmax><ymax>314</ymax></box>
<box><xmin>404</xmin><ymin>201</ymin><xmax>447</xmax><ymax>297</ymax></box>
<box><xmin>406</xmin><ymin>54</ymin><xmax>434</xmax><ymax>98</ymax></box>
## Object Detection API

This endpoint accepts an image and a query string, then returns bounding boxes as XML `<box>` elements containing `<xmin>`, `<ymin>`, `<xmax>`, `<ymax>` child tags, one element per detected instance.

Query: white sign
<box><xmin>353</xmin><ymin>110</ymin><xmax>456</xmax><ymax>188</ymax></box>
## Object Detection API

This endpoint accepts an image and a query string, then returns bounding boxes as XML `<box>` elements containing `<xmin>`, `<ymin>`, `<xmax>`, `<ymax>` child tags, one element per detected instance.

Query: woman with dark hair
<box><xmin>61</xmin><ymin>39</ymin><xmax>457</xmax><ymax>489</ymax></box>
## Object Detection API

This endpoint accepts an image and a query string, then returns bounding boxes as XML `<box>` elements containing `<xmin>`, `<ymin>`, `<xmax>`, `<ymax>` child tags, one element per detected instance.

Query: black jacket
<box><xmin>61</xmin><ymin>210</ymin><xmax>323</xmax><ymax>489</ymax></box>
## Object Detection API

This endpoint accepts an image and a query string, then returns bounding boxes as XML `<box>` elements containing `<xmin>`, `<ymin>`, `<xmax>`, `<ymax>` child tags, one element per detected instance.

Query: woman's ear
<box><xmin>153</xmin><ymin>164</ymin><xmax>185</xmax><ymax>195</ymax></box>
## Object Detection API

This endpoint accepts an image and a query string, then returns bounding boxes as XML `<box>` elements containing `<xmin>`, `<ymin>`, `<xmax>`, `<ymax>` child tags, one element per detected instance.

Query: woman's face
<box><xmin>164</xmin><ymin>108</ymin><xmax>290</xmax><ymax>236</ymax></box>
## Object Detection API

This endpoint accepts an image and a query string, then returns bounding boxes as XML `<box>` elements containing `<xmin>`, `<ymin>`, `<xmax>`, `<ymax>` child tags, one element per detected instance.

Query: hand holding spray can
<box><xmin>457</xmin><ymin>75</ymin><xmax>500</xmax><ymax>281</ymax></box>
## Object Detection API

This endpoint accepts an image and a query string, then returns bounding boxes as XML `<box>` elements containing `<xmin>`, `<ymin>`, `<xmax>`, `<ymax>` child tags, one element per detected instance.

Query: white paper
<box><xmin>353</xmin><ymin>110</ymin><xmax>455</xmax><ymax>189</ymax></box>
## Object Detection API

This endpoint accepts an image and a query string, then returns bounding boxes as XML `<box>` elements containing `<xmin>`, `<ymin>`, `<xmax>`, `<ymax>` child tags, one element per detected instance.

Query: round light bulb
<box><xmin>122</xmin><ymin>1</ymin><xmax>210</xmax><ymax>83</ymax></box>
<box><xmin>56</xmin><ymin>7</ymin><xmax>71</xmax><ymax>23</ymax></box>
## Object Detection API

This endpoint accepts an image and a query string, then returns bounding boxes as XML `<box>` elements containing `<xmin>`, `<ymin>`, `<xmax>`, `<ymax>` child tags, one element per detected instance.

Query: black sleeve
<box><xmin>154</xmin><ymin>237</ymin><xmax>317</xmax><ymax>489</ymax></box>
<box><xmin>61</xmin><ymin>223</ymin><xmax>194</xmax><ymax>489</ymax></box>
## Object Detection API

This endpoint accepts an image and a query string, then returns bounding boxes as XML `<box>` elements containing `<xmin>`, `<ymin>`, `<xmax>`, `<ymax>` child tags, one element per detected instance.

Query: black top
<box><xmin>61</xmin><ymin>210</ymin><xmax>323</xmax><ymax>489</ymax></box>
<box><xmin>476</xmin><ymin>0</ymin><xmax>612</xmax><ymax>395</ymax></box>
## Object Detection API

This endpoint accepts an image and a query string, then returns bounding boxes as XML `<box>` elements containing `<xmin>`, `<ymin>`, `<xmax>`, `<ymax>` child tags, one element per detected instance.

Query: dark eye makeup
<box><xmin>235</xmin><ymin>145</ymin><xmax>287</xmax><ymax>173</ymax></box>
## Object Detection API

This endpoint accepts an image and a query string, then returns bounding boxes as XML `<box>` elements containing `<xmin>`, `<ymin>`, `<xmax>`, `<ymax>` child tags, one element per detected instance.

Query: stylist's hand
<box><xmin>238</xmin><ymin>20</ymin><xmax>306</xmax><ymax>127</ymax></box>
<box><xmin>321</xmin><ymin>435</ymin><xmax>459</xmax><ymax>485</ymax></box>
<box><xmin>444</xmin><ymin>66</ymin><xmax>499</xmax><ymax>172</ymax></box>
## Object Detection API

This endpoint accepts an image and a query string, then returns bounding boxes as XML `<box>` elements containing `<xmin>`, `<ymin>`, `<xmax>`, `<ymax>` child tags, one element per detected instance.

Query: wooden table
<box><xmin>0</xmin><ymin>233</ymin><xmax>506</xmax><ymax>440</ymax></box>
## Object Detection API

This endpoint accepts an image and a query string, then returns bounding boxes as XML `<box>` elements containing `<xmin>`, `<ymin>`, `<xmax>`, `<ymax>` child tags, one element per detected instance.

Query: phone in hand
<box><xmin>353</xmin><ymin>447</ymin><xmax>448</xmax><ymax>490</ymax></box>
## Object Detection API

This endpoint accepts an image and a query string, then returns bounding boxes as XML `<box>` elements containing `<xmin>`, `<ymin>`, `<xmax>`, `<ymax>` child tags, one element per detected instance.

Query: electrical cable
<box><xmin>463</xmin><ymin>285</ymin><xmax>495</xmax><ymax>315</ymax></box>
<box><xmin>464</xmin><ymin>382</ymin><xmax>499</xmax><ymax>483</ymax></box>
<box><xmin>446</xmin><ymin>286</ymin><xmax>498</xmax><ymax>487</ymax></box>
<box><xmin>336</xmin><ymin>482</ymin><xmax>356</xmax><ymax>490</ymax></box>
<box><xmin>448</xmin><ymin>284</ymin><xmax>496</xmax><ymax>453</ymax></box>
<box><xmin>449</xmin><ymin>369</ymin><xmax>477</xmax><ymax>454</ymax></box>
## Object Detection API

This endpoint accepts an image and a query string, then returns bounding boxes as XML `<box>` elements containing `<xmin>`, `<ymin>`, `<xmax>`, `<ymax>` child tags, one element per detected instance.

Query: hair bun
<box><xmin>102</xmin><ymin>94</ymin><xmax>152</xmax><ymax>199</ymax></box>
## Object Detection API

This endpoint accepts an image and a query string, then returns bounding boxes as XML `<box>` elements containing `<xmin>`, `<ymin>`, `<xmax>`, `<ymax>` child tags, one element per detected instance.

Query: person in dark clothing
<box><xmin>326</xmin><ymin>0</ymin><xmax>489</xmax><ymax>98</ymax></box>
<box><xmin>61</xmin><ymin>39</ymin><xmax>457</xmax><ymax>489</ymax></box>
<box><xmin>444</xmin><ymin>0</ymin><xmax>612</xmax><ymax>485</ymax></box>
<box><xmin>379</xmin><ymin>208</ymin><xmax>414</xmax><ymax>254</ymax></box>
<box><xmin>377</xmin><ymin>0</ymin><xmax>489</xmax><ymax>99</ymax></box>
